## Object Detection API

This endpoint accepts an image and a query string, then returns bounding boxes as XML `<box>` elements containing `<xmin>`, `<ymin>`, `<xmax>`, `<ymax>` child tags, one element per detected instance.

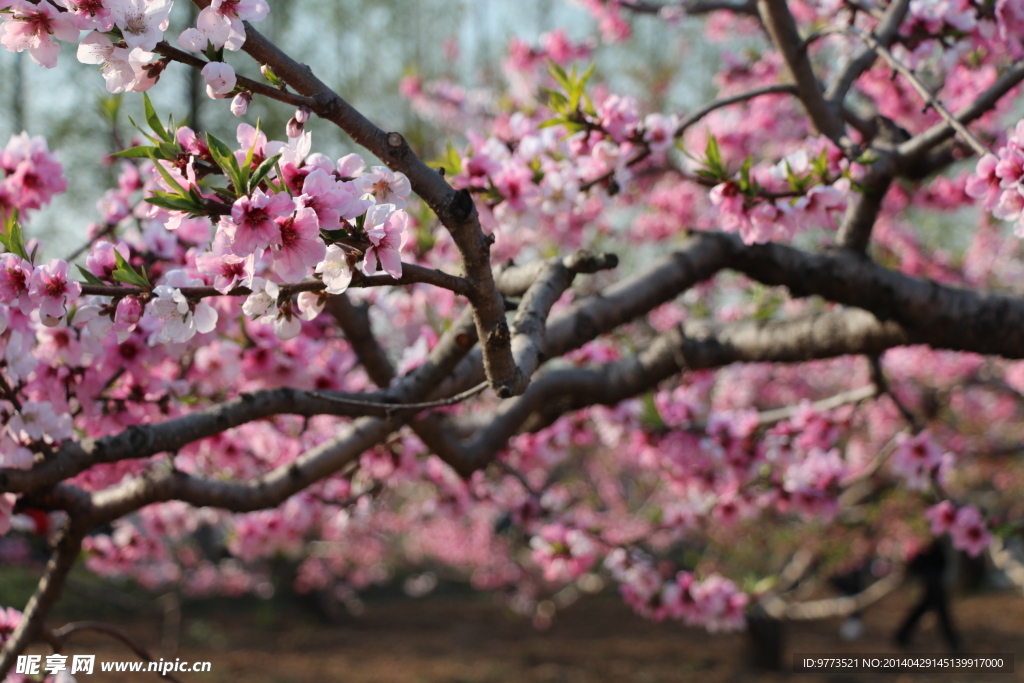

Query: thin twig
<box><xmin>79</xmin><ymin>263</ymin><xmax>473</xmax><ymax>299</ymax></box>
<box><xmin>822</xmin><ymin>25</ymin><xmax>989</xmax><ymax>157</ymax></box>
<box><xmin>310</xmin><ymin>381</ymin><xmax>488</xmax><ymax>414</ymax></box>
<box><xmin>153</xmin><ymin>42</ymin><xmax>316</xmax><ymax>109</ymax></box>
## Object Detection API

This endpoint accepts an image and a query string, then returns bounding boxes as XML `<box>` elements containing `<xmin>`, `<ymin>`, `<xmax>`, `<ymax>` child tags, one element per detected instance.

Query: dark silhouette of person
<box><xmin>830</xmin><ymin>563</ymin><xmax>870</xmax><ymax>641</ymax></box>
<box><xmin>895</xmin><ymin>540</ymin><xmax>961</xmax><ymax>652</ymax></box>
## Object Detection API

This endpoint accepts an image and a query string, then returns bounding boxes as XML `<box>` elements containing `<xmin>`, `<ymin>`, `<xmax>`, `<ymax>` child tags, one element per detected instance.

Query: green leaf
<box><xmin>143</xmin><ymin>93</ymin><xmax>172</xmax><ymax>143</ymax></box>
<box><xmin>248</xmin><ymin>153</ymin><xmax>282</xmax><ymax>194</ymax></box>
<box><xmin>537</xmin><ymin>117</ymin><xmax>567</xmax><ymax>130</ymax></box>
<box><xmin>320</xmin><ymin>228</ymin><xmax>351</xmax><ymax>242</ymax></box>
<box><xmin>76</xmin><ymin>265</ymin><xmax>106</xmax><ymax>286</ymax></box>
<box><xmin>261</xmin><ymin>64</ymin><xmax>284</xmax><ymax>88</ymax></box>
<box><xmin>112</xmin><ymin>250</ymin><xmax>151</xmax><ymax>289</ymax></box>
<box><xmin>547</xmin><ymin>60</ymin><xmax>571</xmax><ymax>91</ymax></box>
<box><xmin>206</xmin><ymin>132</ymin><xmax>244</xmax><ymax>194</ymax></box>
<box><xmin>209</xmin><ymin>186</ymin><xmax>239</xmax><ymax>203</ymax></box>
<box><xmin>156</xmin><ymin>140</ymin><xmax>180</xmax><ymax>160</ymax></box>
<box><xmin>542</xmin><ymin>88</ymin><xmax>569</xmax><ymax>114</ymax></box>
<box><xmin>111</xmin><ymin>145</ymin><xmax>160</xmax><ymax>159</ymax></box>
<box><xmin>739</xmin><ymin>155</ymin><xmax>753</xmax><ymax>193</ymax></box>
<box><xmin>704</xmin><ymin>134</ymin><xmax>725</xmax><ymax>175</ymax></box>
<box><xmin>0</xmin><ymin>217</ymin><xmax>30</xmax><ymax>262</ymax></box>
<box><xmin>147</xmin><ymin>154</ymin><xmax>187</xmax><ymax>195</ymax></box>
<box><xmin>127</xmin><ymin>115</ymin><xmax>162</xmax><ymax>145</ymax></box>
<box><xmin>145</xmin><ymin>192</ymin><xmax>204</xmax><ymax>213</ymax></box>
<box><xmin>639</xmin><ymin>392</ymin><xmax>665</xmax><ymax>430</ymax></box>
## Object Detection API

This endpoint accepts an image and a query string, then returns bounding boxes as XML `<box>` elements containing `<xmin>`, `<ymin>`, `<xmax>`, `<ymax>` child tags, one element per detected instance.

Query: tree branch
<box><xmin>229</xmin><ymin>13</ymin><xmax>521</xmax><ymax>397</ymax></box>
<box><xmin>824</xmin><ymin>0</ymin><xmax>911</xmax><ymax>106</ymax></box>
<box><xmin>0</xmin><ymin>524</ymin><xmax>85</xmax><ymax>677</ymax></box>
<box><xmin>757</xmin><ymin>0</ymin><xmax>846</xmax><ymax>145</ymax></box>
<box><xmin>825</xmin><ymin>25</ymin><xmax>989</xmax><ymax>157</ymax></box>
<box><xmin>898</xmin><ymin>60</ymin><xmax>1024</xmax><ymax>163</ymax></box>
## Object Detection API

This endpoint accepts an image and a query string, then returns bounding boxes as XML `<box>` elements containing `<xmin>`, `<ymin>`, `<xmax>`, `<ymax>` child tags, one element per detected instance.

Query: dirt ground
<box><xmin>18</xmin><ymin>583</ymin><xmax>1024</xmax><ymax>683</ymax></box>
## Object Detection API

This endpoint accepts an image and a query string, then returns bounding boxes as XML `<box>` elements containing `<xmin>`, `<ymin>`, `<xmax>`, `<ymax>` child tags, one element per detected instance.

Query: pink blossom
<box><xmin>57</xmin><ymin>0</ymin><xmax>115</xmax><ymax>31</ymax></box>
<box><xmin>296</xmin><ymin>291</ymin><xmax>324</xmax><ymax>321</ymax></box>
<box><xmin>273</xmin><ymin>207</ymin><xmax>327</xmax><ymax>282</ymax></box>
<box><xmin>85</xmin><ymin>241</ymin><xmax>131</xmax><ymax>280</ymax></box>
<box><xmin>176</xmin><ymin>126</ymin><xmax>210</xmax><ymax>157</ymax></box>
<box><xmin>186</xmin><ymin>0</ymin><xmax>268</xmax><ymax>53</ymax></box>
<box><xmin>9</xmin><ymin>400</ymin><xmax>72</xmax><ymax>442</ymax></box>
<box><xmin>298</xmin><ymin>168</ymin><xmax>372</xmax><ymax>229</ymax></box>
<box><xmin>0</xmin><ymin>253</ymin><xmax>33</xmax><ymax>313</ymax></box>
<box><xmin>2</xmin><ymin>133</ymin><xmax>67</xmax><ymax>212</ymax></box>
<box><xmin>891</xmin><ymin>430</ymin><xmax>945</xmax><ymax>490</ymax></box>
<box><xmin>77</xmin><ymin>32</ymin><xmax>159</xmax><ymax>94</ymax></box>
<box><xmin>790</xmin><ymin>181</ymin><xmax>847</xmax><ymax>231</ymax></box>
<box><xmin>643</xmin><ymin>113</ymin><xmax>678</xmax><ymax>154</ymax></box>
<box><xmin>29</xmin><ymin>259</ymin><xmax>81</xmax><ymax>322</ymax></box>
<box><xmin>147</xmin><ymin>270</ymin><xmax>218</xmax><ymax>344</ymax></box>
<box><xmin>492</xmin><ymin>160</ymin><xmax>538</xmax><ymax>213</ymax></box>
<box><xmin>241</xmin><ymin>276</ymin><xmax>278</xmax><ymax>319</ymax></box>
<box><xmin>949</xmin><ymin>505</ymin><xmax>990</xmax><ymax>558</ymax></box>
<box><xmin>361</xmin><ymin>204</ymin><xmax>408</xmax><ymax>279</ymax></box>
<box><xmin>112</xmin><ymin>295</ymin><xmax>143</xmax><ymax>342</ymax></box>
<box><xmin>597</xmin><ymin>95</ymin><xmax>640</xmax><ymax>143</ymax></box>
<box><xmin>109</xmin><ymin>0</ymin><xmax>173</xmax><ymax>52</ymax></box>
<box><xmin>966</xmin><ymin>154</ymin><xmax>1002</xmax><ymax>211</ymax></box>
<box><xmin>202</xmin><ymin>61</ymin><xmax>237</xmax><ymax>98</ymax></box>
<box><xmin>224</xmin><ymin>188</ymin><xmax>295</xmax><ymax>256</ymax></box>
<box><xmin>0</xmin><ymin>1</ymin><xmax>79</xmax><ymax>68</ymax></box>
<box><xmin>231</xmin><ymin>92</ymin><xmax>251</xmax><ymax>117</ymax></box>
<box><xmin>530</xmin><ymin>524</ymin><xmax>598</xmax><ymax>582</ymax></box>
<box><xmin>354</xmin><ymin>166</ymin><xmax>411</xmax><ymax>210</ymax></box>
<box><xmin>926</xmin><ymin>500</ymin><xmax>958</xmax><ymax>536</ymax></box>
<box><xmin>336</xmin><ymin>153</ymin><xmax>366</xmax><ymax>179</ymax></box>
<box><xmin>195</xmin><ymin>233</ymin><xmax>252</xmax><ymax>294</ymax></box>
<box><xmin>315</xmin><ymin>244</ymin><xmax>352</xmax><ymax>294</ymax></box>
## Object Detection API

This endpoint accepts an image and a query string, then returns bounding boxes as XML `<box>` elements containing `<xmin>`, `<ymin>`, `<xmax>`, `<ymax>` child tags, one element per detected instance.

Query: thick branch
<box><xmin>757</xmin><ymin>0</ymin><xmax>846</xmax><ymax>144</ymax></box>
<box><xmin>835</xmin><ymin>171</ymin><xmax>892</xmax><ymax>251</ymax></box>
<box><xmin>444</xmin><ymin>308</ymin><xmax>906</xmax><ymax>473</ymax></box>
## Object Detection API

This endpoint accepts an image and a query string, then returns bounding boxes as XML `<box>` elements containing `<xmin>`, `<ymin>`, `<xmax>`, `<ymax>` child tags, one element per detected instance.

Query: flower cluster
<box><xmin>0</xmin><ymin>133</ymin><xmax>67</xmax><ymax>217</ymax></box>
<box><xmin>926</xmin><ymin>502</ymin><xmax>991</xmax><ymax>557</ymax></box>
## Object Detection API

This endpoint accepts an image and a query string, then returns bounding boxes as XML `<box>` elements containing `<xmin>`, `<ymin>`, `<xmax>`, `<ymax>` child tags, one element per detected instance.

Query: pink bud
<box><xmin>115</xmin><ymin>296</ymin><xmax>143</xmax><ymax>325</ymax></box>
<box><xmin>231</xmin><ymin>92</ymin><xmax>252</xmax><ymax>117</ymax></box>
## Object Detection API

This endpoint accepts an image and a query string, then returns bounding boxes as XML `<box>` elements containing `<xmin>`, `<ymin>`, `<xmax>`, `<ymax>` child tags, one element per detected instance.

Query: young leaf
<box><xmin>76</xmin><ymin>265</ymin><xmax>106</xmax><ymax>286</ymax></box>
<box><xmin>147</xmin><ymin>153</ymin><xmax>187</xmax><ymax>195</ymax></box>
<box><xmin>112</xmin><ymin>250</ymin><xmax>152</xmax><ymax>289</ymax></box>
<box><xmin>111</xmin><ymin>145</ymin><xmax>160</xmax><ymax>159</ymax></box>
<box><xmin>0</xmin><ymin>219</ymin><xmax>30</xmax><ymax>262</ymax></box>
<box><xmin>248</xmin><ymin>153</ymin><xmax>282</xmax><ymax>194</ymax></box>
<box><xmin>145</xmin><ymin>191</ymin><xmax>204</xmax><ymax>213</ymax></box>
<box><xmin>206</xmin><ymin>132</ymin><xmax>244</xmax><ymax>194</ymax></box>
<box><xmin>143</xmin><ymin>93</ymin><xmax>172</xmax><ymax>143</ymax></box>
